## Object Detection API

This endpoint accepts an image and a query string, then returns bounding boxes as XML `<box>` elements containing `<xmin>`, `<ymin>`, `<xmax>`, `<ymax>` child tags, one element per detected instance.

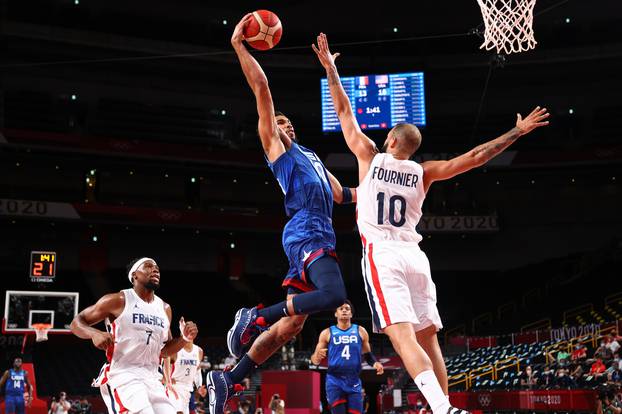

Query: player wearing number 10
<box><xmin>70</xmin><ymin>257</ymin><xmax>198</xmax><ymax>414</ymax></box>
<box><xmin>310</xmin><ymin>302</ymin><xmax>383</xmax><ymax>414</ymax></box>
<box><xmin>313</xmin><ymin>33</ymin><xmax>549</xmax><ymax>414</ymax></box>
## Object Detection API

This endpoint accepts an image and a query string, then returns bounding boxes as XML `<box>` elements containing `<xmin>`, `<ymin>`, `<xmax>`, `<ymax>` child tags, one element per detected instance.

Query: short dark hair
<box><xmin>336</xmin><ymin>300</ymin><xmax>354</xmax><ymax>315</ymax></box>
<box><xmin>274</xmin><ymin>110</ymin><xmax>285</xmax><ymax>117</ymax></box>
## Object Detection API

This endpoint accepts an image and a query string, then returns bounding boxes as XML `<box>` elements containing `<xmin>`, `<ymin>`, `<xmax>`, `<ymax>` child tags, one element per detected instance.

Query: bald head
<box><xmin>389</xmin><ymin>123</ymin><xmax>422</xmax><ymax>157</ymax></box>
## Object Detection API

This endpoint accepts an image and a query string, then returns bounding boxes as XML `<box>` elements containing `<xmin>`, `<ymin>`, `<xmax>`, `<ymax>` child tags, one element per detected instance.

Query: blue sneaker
<box><xmin>207</xmin><ymin>371</ymin><xmax>243</xmax><ymax>414</ymax></box>
<box><xmin>226</xmin><ymin>307</ymin><xmax>268</xmax><ymax>358</ymax></box>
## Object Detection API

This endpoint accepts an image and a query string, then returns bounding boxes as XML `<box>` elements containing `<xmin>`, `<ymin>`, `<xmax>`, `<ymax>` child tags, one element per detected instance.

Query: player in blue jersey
<box><xmin>207</xmin><ymin>15</ymin><xmax>356</xmax><ymax>414</ymax></box>
<box><xmin>310</xmin><ymin>301</ymin><xmax>383</xmax><ymax>414</ymax></box>
<box><xmin>0</xmin><ymin>357</ymin><xmax>33</xmax><ymax>414</ymax></box>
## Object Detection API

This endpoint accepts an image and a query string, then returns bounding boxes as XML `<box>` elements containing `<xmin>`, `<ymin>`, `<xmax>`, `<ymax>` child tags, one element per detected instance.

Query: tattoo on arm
<box><xmin>471</xmin><ymin>128</ymin><xmax>522</xmax><ymax>161</ymax></box>
<box><xmin>327</xmin><ymin>66</ymin><xmax>340</xmax><ymax>86</ymax></box>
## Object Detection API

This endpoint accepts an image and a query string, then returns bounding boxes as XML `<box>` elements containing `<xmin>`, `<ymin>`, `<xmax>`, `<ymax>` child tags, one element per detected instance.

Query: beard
<box><xmin>145</xmin><ymin>280</ymin><xmax>160</xmax><ymax>291</ymax></box>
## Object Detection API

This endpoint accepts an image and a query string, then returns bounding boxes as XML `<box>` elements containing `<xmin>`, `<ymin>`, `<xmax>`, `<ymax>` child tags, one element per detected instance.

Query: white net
<box><xmin>476</xmin><ymin>0</ymin><xmax>537</xmax><ymax>55</ymax></box>
<box><xmin>32</xmin><ymin>324</ymin><xmax>51</xmax><ymax>342</ymax></box>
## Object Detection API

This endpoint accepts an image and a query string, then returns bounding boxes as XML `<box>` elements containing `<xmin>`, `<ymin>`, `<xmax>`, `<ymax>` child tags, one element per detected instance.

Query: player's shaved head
<box><xmin>390</xmin><ymin>123</ymin><xmax>422</xmax><ymax>157</ymax></box>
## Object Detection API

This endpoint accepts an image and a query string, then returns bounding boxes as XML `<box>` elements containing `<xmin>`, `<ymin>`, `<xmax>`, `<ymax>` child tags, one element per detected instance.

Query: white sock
<box><xmin>413</xmin><ymin>370</ymin><xmax>451</xmax><ymax>413</ymax></box>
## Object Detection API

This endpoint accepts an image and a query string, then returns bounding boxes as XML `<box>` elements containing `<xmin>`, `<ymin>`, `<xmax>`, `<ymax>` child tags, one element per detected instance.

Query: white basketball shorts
<box><xmin>360</xmin><ymin>240</ymin><xmax>443</xmax><ymax>333</ymax></box>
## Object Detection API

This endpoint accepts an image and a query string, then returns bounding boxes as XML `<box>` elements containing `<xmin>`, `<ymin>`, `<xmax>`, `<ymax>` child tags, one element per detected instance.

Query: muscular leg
<box><xmin>384</xmin><ymin>323</ymin><xmax>434</xmax><ymax>378</ymax></box>
<box><xmin>247</xmin><ymin>312</ymin><xmax>307</xmax><ymax>364</ymax></box>
<box><xmin>383</xmin><ymin>323</ymin><xmax>450</xmax><ymax>414</ymax></box>
<box><xmin>415</xmin><ymin>325</ymin><xmax>448</xmax><ymax>395</ymax></box>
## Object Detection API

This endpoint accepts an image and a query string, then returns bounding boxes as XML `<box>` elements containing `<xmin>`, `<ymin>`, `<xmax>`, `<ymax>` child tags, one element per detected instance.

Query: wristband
<box><xmin>364</xmin><ymin>352</ymin><xmax>378</xmax><ymax>366</ymax></box>
<box><xmin>342</xmin><ymin>187</ymin><xmax>353</xmax><ymax>204</ymax></box>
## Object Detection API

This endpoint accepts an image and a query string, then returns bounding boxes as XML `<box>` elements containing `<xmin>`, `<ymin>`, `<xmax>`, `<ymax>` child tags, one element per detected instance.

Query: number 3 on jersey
<box><xmin>341</xmin><ymin>345</ymin><xmax>351</xmax><ymax>360</ymax></box>
<box><xmin>377</xmin><ymin>192</ymin><xmax>407</xmax><ymax>227</ymax></box>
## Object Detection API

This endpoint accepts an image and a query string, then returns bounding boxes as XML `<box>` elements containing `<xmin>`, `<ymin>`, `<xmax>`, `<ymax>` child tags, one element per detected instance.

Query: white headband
<box><xmin>128</xmin><ymin>257</ymin><xmax>156</xmax><ymax>283</ymax></box>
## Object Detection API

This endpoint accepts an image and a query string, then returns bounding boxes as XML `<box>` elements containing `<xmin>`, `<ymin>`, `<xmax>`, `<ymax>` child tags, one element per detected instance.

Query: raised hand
<box><xmin>516</xmin><ymin>106</ymin><xmax>550</xmax><ymax>135</ymax></box>
<box><xmin>231</xmin><ymin>13</ymin><xmax>253</xmax><ymax>46</ymax></box>
<box><xmin>180</xmin><ymin>317</ymin><xmax>198</xmax><ymax>341</ymax></box>
<box><xmin>312</xmin><ymin>32</ymin><xmax>340</xmax><ymax>69</ymax></box>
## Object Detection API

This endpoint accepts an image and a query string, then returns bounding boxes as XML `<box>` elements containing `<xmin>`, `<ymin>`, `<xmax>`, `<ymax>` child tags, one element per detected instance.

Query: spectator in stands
<box><xmin>596</xmin><ymin>341</ymin><xmax>615</xmax><ymax>361</ymax></box>
<box><xmin>540</xmin><ymin>366</ymin><xmax>555</xmax><ymax>389</ymax></box>
<box><xmin>592</xmin><ymin>359</ymin><xmax>608</xmax><ymax>377</ymax></box>
<box><xmin>50</xmin><ymin>392</ymin><xmax>71</xmax><ymax>414</ymax></box>
<box><xmin>554</xmin><ymin>367</ymin><xmax>574</xmax><ymax>389</ymax></box>
<box><xmin>571</xmin><ymin>343</ymin><xmax>588</xmax><ymax>362</ymax></box>
<box><xmin>571</xmin><ymin>362</ymin><xmax>584</xmax><ymax>385</ymax></box>
<box><xmin>520</xmin><ymin>365</ymin><xmax>538</xmax><ymax>390</ymax></box>
<box><xmin>557</xmin><ymin>349</ymin><xmax>571</xmax><ymax>367</ymax></box>
<box><xmin>608</xmin><ymin>334</ymin><xmax>621</xmax><ymax>355</ymax></box>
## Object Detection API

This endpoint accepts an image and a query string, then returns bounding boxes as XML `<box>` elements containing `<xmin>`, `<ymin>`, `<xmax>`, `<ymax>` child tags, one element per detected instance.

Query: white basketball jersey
<box><xmin>171</xmin><ymin>345</ymin><xmax>201</xmax><ymax>392</ymax></box>
<box><xmin>107</xmin><ymin>288</ymin><xmax>170</xmax><ymax>387</ymax></box>
<box><xmin>357</xmin><ymin>153</ymin><xmax>426</xmax><ymax>244</ymax></box>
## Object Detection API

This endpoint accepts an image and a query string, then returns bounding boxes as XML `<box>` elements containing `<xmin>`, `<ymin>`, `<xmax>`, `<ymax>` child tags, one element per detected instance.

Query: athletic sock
<box><xmin>413</xmin><ymin>370</ymin><xmax>451</xmax><ymax>413</ymax></box>
<box><xmin>256</xmin><ymin>301</ymin><xmax>289</xmax><ymax>325</ymax></box>
<box><xmin>229</xmin><ymin>354</ymin><xmax>257</xmax><ymax>384</ymax></box>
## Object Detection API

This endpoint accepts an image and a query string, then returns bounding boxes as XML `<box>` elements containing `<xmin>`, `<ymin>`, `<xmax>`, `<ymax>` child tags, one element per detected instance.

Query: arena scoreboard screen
<box><xmin>321</xmin><ymin>72</ymin><xmax>426</xmax><ymax>132</ymax></box>
<box><xmin>30</xmin><ymin>251</ymin><xmax>56</xmax><ymax>282</ymax></box>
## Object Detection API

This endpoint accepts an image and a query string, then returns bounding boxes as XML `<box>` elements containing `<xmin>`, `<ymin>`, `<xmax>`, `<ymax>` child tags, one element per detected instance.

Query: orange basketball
<box><xmin>243</xmin><ymin>10</ymin><xmax>282</xmax><ymax>51</ymax></box>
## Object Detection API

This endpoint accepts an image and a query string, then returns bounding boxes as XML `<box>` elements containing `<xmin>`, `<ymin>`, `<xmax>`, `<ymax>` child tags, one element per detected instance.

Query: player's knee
<box><xmin>322</xmin><ymin>283</ymin><xmax>347</xmax><ymax>309</ymax></box>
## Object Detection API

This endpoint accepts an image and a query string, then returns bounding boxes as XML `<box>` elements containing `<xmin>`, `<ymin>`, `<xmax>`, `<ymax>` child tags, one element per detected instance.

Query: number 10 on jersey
<box><xmin>377</xmin><ymin>192</ymin><xmax>406</xmax><ymax>227</ymax></box>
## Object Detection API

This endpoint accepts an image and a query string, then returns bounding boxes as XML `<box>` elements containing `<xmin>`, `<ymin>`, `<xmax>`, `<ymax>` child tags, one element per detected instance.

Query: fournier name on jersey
<box><xmin>371</xmin><ymin>165</ymin><xmax>420</xmax><ymax>189</ymax></box>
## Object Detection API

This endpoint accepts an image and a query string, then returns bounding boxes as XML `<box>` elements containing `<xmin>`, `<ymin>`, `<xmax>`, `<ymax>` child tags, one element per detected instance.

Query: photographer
<box><xmin>269</xmin><ymin>394</ymin><xmax>285</xmax><ymax>414</ymax></box>
<box><xmin>50</xmin><ymin>392</ymin><xmax>71</xmax><ymax>414</ymax></box>
<box><xmin>597</xmin><ymin>386</ymin><xmax>622</xmax><ymax>414</ymax></box>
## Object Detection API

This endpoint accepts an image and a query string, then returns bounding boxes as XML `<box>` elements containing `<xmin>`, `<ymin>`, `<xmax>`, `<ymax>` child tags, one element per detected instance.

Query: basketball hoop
<box><xmin>476</xmin><ymin>0</ymin><xmax>537</xmax><ymax>55</ymax></box>
<box><xmin>31</xmin><ymin>324</ymin><xmax>52</xmax><ymax>342</ymax></box>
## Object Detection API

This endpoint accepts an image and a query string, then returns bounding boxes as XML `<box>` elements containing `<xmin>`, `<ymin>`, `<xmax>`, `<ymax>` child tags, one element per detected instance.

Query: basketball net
<box><xmin>31</xmin><ymin>324</ymin><xmax>51</xmax><ymax>342</ymax></box>
<box><xmin>476</xmin><ymin>0</ymin><xmax>537</xmax><ymax>54</ymax></box>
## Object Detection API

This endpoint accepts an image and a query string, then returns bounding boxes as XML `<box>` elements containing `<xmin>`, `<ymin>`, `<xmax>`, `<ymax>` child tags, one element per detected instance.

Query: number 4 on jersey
<box><xmin>341</xmin><ymin>344</ymin><xmax>351</xmax><ymax>360</ymax></box>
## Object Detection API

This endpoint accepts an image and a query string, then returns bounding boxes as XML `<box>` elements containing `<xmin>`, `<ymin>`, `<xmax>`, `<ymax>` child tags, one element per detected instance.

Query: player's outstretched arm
<box><xmin>422</xmin><ymin>106</ymin><xmax>549</xmax><ymax>192</ymax></box>
<box><xmin>359</xmin><ymin>326</ymin><xmax>384</xmax><ymax>375</ymax></box>
<box><xmin>70</xmin><ymin>292</ymin><xmax>124</xmax><ymax>350</ymax></box>
<box><xmin>231</xmin><ymin>14</ymin><xmax>286</xmax><ymax>163</ymax></box>
<box><xmin>312</xmin><ymin>33</ymin><xmax>377</xmax><ymax>170</ymax></box>
<box><xmin>326</xmin><ymin>170</ymin><xmax>357</xmax><ymax>205</ymax></box>
<box><xmin>310</xmin><ymin>328</ymin><xmax>330</xmax><ymax>365</ymax></box>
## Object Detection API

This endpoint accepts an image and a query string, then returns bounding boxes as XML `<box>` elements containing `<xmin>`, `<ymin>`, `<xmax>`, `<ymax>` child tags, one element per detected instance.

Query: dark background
<box><xmin>1</xmin><ymin>0</ymin><xmax>621</xmax><ymax>401</ymax></box>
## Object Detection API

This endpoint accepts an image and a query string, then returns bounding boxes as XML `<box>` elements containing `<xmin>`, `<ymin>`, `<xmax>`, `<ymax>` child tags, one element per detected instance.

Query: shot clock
<box><xmin>30</xmin><ymin>251</ymin><xmax>56</xmax><ymax>282</ymax></box>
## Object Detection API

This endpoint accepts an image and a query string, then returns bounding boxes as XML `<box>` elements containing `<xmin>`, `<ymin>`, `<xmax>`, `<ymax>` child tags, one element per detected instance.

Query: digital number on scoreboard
<box><xmin>30</xmin><ymin>251</ymin><xmax>56</xmax><ymax>282</ymax></box>
<box><xmin>321</xmin><ymin>72</ymin><xmax>426</xmax><ymax>132</ymax></box>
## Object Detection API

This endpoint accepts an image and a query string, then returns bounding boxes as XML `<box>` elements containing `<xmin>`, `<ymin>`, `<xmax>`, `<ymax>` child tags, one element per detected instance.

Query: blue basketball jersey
<box><xmin>266</xmin><ymin>142</ymin><xmax>336</xmax><ymax>289</ymax></box>
<box><xmin>328</xmin><ymin>324</ymin><xmax>362</xmax><ymax>376</ymax></box>
<box><xmin>5</xmin><ymin>369</ymin><xmax>26</xmax><ymax>396</ymax></box>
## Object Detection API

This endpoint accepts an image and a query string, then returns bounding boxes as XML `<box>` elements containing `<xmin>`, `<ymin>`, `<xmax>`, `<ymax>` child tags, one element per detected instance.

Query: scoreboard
<box><xmin>321</xmin><ymin>72</ymin><xmax>426</xmax><ymax>132</ymax></box>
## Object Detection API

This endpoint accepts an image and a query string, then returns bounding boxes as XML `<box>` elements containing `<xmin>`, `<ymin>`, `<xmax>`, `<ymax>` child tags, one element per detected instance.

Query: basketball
<box><xmin>243</xmin><ymin>10</ymin><xmax>282</xmax><ymax>51</ymax></box>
